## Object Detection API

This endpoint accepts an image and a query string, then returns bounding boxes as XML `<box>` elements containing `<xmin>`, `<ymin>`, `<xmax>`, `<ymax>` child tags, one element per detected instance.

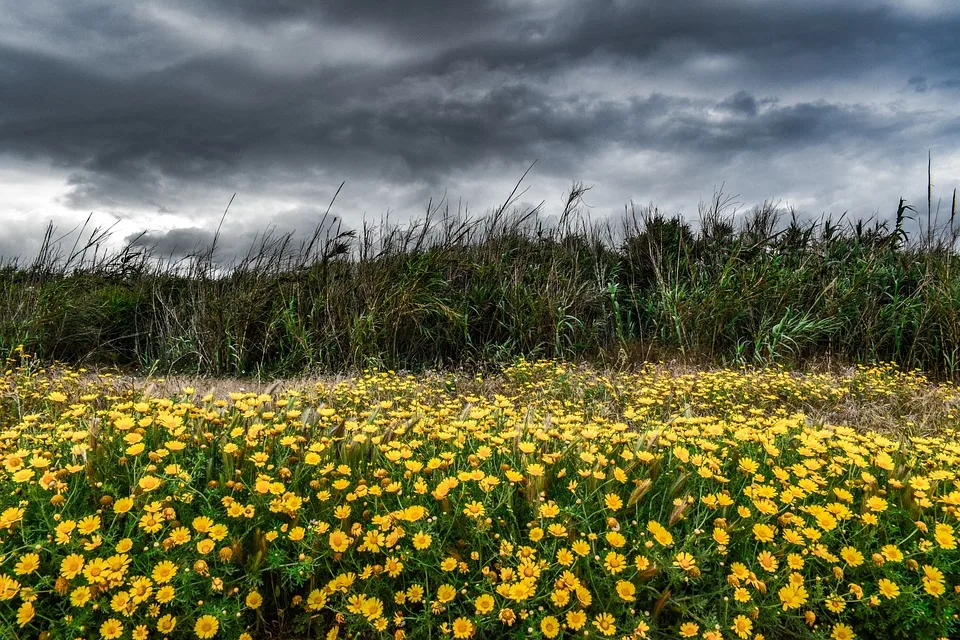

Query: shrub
<box><xmin>5</xmin><ymin>193</ymin><xmax>960</xmax><ymax>378</ymax></box>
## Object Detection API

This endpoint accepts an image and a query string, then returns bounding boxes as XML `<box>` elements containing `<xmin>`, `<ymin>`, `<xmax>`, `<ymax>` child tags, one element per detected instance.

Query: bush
<box><xmin>5</xmin><ymin>194</ymin><xmax>960</xmax><ymax>378</ymax></box>
<box><xmin>1</xmin><ymin>358</ymin><xmax>958</xmax><ymax>639</ymax></box>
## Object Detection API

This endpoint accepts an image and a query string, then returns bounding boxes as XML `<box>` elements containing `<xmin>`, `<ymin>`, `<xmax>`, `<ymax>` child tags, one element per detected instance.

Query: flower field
<box><xmin>1</xmin><ymin>357</ymin><xmax>959</xmax><ymax>639</ymax></box>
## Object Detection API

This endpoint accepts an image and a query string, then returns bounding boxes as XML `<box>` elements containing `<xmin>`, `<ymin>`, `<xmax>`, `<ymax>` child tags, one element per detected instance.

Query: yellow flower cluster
<box><xmin>0</xmin><ymin>358</ymin><xmax>958</xmax><ymax>639</ymax></box>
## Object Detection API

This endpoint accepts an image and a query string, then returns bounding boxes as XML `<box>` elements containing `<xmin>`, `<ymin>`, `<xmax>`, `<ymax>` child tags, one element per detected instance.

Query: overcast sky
<box><xmin>2</xmin><ymin>0</ymin><xmax>960</xmax><ymax>261</ymax></box>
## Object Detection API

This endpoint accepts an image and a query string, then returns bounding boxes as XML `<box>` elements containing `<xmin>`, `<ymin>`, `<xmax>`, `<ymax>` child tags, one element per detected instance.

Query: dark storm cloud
<box><xmin>204</xmin><ymin>1</ymin><xmax>960</xmax><ymax>72</ymax></box>
<box><xmin>0</xmin><ymin>56</ymin><xmax>934</xmax><ymax>200</ymax></box>
<box><xmin>125</xmin><ymin>207</ymin><xmax>348</xmax><ymax>262</ymax></box>
<box><xmin>129</xmin><ymin>227</ymin><xmax>215</xmax><ymax>257</ymax></box>
<box><xmin>911</xmin><ymin>76</ymin><xmax>960</xmax><ymax>93</ymax></box>
<box><xmin>1</xmin><ymin>0</ymin><xmax>959</xmax><ymax>257</ymax></box>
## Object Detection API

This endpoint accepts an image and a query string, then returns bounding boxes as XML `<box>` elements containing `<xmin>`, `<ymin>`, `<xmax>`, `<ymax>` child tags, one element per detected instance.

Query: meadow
<box><xmin>1</xmin><ymin>355</ymin><xmax>958</xmax><ymax>639</ymax></box>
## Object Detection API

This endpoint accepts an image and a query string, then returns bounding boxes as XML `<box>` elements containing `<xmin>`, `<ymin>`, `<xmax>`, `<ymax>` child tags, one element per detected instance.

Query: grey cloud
<box><xmin>0</xmin><ymin>235</ymin><xmax>31</xmax><ymax>264</ymax></box>
<box><xmin>906</xmin><ymin>75</ymin><xmax>960</xmax><ymax>93</ymax></box>
<box><xmin>7</xmin><ymin>57</ymin><xmax>937</xmax><ymax>207</ymax></box>
<box><xmin>718</xmin><ymin>92</ymin><xmax>760</xmax><ymax>117</ymax></box>
<box><xmin>933</xmin><ymin>78</ymin><xmax>960</xmax><ymax>91</ymax></box>
<box><xmin>125</xmin><ymin>207</ymin><xmax>348</xmax><ymax>262</ymax></box>
<box><xmin>909</xmin><ymin>76</ymin><xmax>929</xmax><ymax>93</ymax></box>
<box><xmin>128</xmin><ymin>227</ymin><xmax>214</xmax><ymax>257</ymax></box>
<box><xmin>1</xmin><ymin>0</ymin><xmax>959</xmax><ymax>260</ymax></box>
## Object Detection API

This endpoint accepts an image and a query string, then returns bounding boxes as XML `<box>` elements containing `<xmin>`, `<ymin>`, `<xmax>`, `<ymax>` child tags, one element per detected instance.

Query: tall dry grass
<box><xmin>3</xmin><ymin>181</ymin><xmax>960</xmax><ymax>378</ymax></box>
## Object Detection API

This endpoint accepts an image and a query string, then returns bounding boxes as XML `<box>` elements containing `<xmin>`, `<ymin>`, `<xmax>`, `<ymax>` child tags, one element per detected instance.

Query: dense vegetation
<box><xmin>3</xmin><ymin>187</ymin><xmax>960</xmax><ymax>377</ymax></box>
<box><xmin>2</xmin><ymin>358</ymin><xmax>958</xmax><ymax>639</ymax></box>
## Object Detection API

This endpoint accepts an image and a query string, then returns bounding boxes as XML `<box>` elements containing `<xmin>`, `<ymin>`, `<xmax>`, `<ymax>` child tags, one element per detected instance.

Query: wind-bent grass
<box><xmin>3</xmin><ymin>186</ymin><xmax>960</xmax><ymax>377</ymax></box>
